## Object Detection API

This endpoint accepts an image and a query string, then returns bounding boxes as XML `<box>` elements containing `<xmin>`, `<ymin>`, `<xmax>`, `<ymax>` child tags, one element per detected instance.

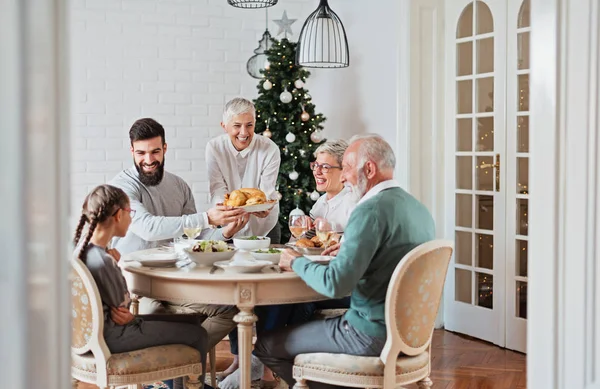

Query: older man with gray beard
<box><xmin>254</xmin><ymin>134</ymin><xmax>436</xmax><ymax>389</ymax></box>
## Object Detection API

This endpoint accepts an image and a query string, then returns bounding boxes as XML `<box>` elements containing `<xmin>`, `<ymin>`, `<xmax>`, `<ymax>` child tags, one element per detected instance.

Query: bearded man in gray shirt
<box><xmin>110</xmin><ymin>118</ymin><xmax>248</xmax><ymax>349</ymax></box>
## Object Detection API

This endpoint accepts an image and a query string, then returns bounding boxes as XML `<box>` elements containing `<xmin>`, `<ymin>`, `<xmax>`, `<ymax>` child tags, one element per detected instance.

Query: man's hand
<box><xmin>110</xmin><ymin>307</ymin><xmax>135</xmax><ymax>326</ymax></box>
<box><xmin>222</xmin><ymin>213</ymin><xmax>250</xmax><ymax>239</ymax></box>
<box><xmin>106</xmin><ymin>248</ymin><xmax>121</xmax><ymax>262</ymax></box>
<box><xmin>207</xmin><ymin>206</ymin><xmax>247</xmax><ymax>226</ymax></box>
<box><xmin>279</xmin><ymin>248</ymin><xmax>302</xmax><ymax>272</ymax></box>
<box><xmin>322</xmin><ymin>242</ymin><xmax>341</xmax><ymax>257</ymax></box>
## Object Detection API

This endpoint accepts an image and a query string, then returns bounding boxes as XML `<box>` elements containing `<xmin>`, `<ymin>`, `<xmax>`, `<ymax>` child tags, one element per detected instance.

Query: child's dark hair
<box><xmin>74</xmin><ymin>184</ymin><xmax>129</xmax><ymax>262</ymax></box>
<box><xmin>129</xmin><ymin>118</ymin><xmax>166</xmax><ymax>145</ymax></box>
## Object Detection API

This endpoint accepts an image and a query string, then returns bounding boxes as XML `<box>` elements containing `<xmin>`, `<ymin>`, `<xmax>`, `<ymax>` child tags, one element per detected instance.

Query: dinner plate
<box><xmin>214</xmin><ymin>259</ymin><xmax>273</xmax><ymax>274</ymax></box>
<box><xmin>236</xmin><ymin>201</ymin><xmax>278</xmax><ymax>213</ymax></box>
<box><xmin>136</xmin><ymin>253</ymin><xmax>179</xmax><ymax>267</ymax></box>
<box><xmin>285</xmin><ymin>243</ymin><xmax>324</xmax><ymax>255</ymax></box>
<box><xmin>304</xmin><ymin>255</ymin><xmax>334</xmax><ymax>264</ymax></box>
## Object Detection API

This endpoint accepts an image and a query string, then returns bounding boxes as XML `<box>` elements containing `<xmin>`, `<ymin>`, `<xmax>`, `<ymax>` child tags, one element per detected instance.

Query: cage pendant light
<box><xmin>296</xmin><ymin>0</ymin><xmax>349</xmax><ymax>68</ymax></box>
<box><xmin>227</xmin><ymin>0</ymin><xmax>278</xmax><ymax>9</ymax></box>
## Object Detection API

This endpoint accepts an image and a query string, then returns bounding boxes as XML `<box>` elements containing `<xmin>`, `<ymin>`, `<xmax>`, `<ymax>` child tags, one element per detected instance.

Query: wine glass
<box><xmin>315</xmin><ymin>219</ymin><xmax>339</xmax><ymax>247</ymax></box>
<box><xmin>289</xmin><ymin>215</ymin><xmax>309</xmax><ymax>240</ymax></box>
<box><xmin>183</xmin><ymin>218</ymin><xmax>201</xmax><ymax>240</ymax></box>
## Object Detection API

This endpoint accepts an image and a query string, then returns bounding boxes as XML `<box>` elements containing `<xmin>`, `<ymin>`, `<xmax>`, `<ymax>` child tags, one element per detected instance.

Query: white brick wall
<box><xmin>70</xmin><ymin>0</ymin><xmax>406</xmax><ymax>219</ymax></box>
<box><xmin>70</xmin><ymin>0</ymin><xmax>313</xmax><ymax>215</ymax></box>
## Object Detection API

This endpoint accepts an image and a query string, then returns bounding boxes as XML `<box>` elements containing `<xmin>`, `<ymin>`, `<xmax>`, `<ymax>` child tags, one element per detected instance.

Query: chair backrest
<box><xmin>381</xmin><ymin>240</ymin><xmax>453</xmax><ymax>362</ymax></box>
<box><xmin>71</xmin><ymin>257</ymin><xmax>111</xmax><ymax>365</ymax></box>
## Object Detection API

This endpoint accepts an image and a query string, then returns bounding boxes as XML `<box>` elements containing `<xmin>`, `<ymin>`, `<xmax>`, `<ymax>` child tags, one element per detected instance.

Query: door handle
<box><xmin>479</xmin><ymin>154</ymin><xmax>500</xmax><ymax>191</ymax></box>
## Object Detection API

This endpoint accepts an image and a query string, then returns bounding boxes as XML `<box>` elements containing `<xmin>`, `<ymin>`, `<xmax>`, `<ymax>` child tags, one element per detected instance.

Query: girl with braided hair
<box><xmin>74</xmin><ymin>184</ymin><xmax>211</xmax><ymax>389</ymax></box>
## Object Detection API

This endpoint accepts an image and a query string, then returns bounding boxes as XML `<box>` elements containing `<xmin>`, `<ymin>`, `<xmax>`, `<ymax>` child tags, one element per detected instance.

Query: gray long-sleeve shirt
<box><xmin>109</xmin><ymin>166</ymin><xmax>224</xmax><ymax>254</ymax></box>
<box><xmin>84</xmin><ymin>243</ymin><xmax>131</xmax><ymax>328</ymax></box>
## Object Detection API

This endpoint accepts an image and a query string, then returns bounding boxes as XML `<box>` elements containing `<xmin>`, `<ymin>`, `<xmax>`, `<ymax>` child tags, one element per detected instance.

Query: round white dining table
<box><xmin>121</xmin><ymin>248</ymin><xmax>327</xmax><ymax>389</ymax></box>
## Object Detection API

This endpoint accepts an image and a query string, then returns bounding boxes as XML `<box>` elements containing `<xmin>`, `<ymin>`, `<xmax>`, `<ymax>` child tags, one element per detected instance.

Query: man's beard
<box><xmin>347</xmin><ymin>170</ymin><xmax>369</xmax><ymax>202</ymax></box>
<box><xmin>135</xmin><ymin>159</ymin><xmax>165</xmax><ymax>186</ymax></box>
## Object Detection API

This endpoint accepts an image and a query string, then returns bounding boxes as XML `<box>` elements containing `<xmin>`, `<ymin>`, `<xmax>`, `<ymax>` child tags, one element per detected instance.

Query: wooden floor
<box><xmin>78</xmin><ymin>329</ymin><xmax>526</xmax><ymax>388</ymax></box>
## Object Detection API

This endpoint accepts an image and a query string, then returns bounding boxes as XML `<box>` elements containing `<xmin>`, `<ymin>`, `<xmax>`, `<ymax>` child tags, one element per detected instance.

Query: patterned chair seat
<box><xmin>294</xmin><ymin>352</ymin><xmax>429</xmax><ymax>377</ymax></box>
<box><xmin>72</xmin><ymin>344</ymin><xmax>202</xmax><ymax>386</ymax></box>
<box><xmin>70</xmin><ymin>258</ymin><xmax>204</xmax><ymax>388</ymax></box>
<box><xmin>292</xmin><ymin>241</ymin><xmax>454</xmax><ymax>389</ymax></box>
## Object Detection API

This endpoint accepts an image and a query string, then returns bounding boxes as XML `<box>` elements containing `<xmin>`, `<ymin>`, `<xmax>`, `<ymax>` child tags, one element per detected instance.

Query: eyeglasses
<box><xmin>310</xmin><ymin>161</ymin><xmax>342</xmax><ymax>173</ymax></box>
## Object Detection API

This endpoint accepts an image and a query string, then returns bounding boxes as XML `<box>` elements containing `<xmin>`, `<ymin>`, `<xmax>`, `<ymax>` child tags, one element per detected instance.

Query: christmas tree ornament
<box><xmin>299</xmin><ymin>149</ymin><xmax>306</xmax><ymax>157</ymax></box>
<box><xmin>280</xmin><ymin>88</ymin><xmax>293</xmax><ymax>103</ymax></box>
<box><xmin>309</xmin><ymin>190</ymin><xmax>321</xmax><ymax>201</ymax></box>
<box><xmin>273</xmin><ymin>10</ymin><xmax>297</xmax><ymax>39</ymax></box>
<box><xmin>289</xmin><ymin>207</ymin><xmax>305</xmax><ymax>217</ymax></box>
<box><xmin>273</xmin><ymin>190</ymin><xmax>283</xmax><ymax>201</ymax></box>
<box><xmin>300</xmin><ymin>106</ymin><xmax>310</xmax><ymax>122</ymax></box>
<box><xmin>304</xmin><ymin>92</ymin><xmax>312</xmax><ymax>100</ymax></box>
<box><xmin>285</xmin><ymin>132</ymin><xmax>296</xmax><ymax>143</ymax></box>
<box><xmin>310</xmin><ymin>130</ymin><xmax>324</xmax><ymax>143</ymax></box>
<box><xmin>289</xmin><ymin>170</ymin><xmax>299</xmax><ymax>180</ymax></box>
<box><xmin>263</xmin><ymin>79</ymin><xmax>273</xmax><ymax>90</ymax></box>
<box><xmin>310</xmin><ymin>190</ymin><xmax>320</xmax><ymax>201</ymax></box>
<box><xmin>264</xmin><ymin>59</ymin><xmax>271</xmax><ymax>70</ymax></box>
<box><xmin>263</xmin><ymin>128</ymin><xmax>272</xmax><ymax>138</ymax></box>
<box><xmin>294</xmin><ymin>79</ymin><xmax>304</xmax><ymax>89</ymax></box>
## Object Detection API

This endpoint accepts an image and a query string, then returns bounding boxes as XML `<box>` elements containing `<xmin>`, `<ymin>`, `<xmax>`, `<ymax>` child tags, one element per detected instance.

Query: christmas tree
<box><xmin>253</xmin><ymin>37</ymin><xmax>326</xmax><ymax>241</ymax></box>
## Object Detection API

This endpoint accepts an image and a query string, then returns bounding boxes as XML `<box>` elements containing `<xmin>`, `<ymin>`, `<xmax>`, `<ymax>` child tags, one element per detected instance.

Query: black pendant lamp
<box><xmin>227</xmin><ymin>0</ymin><xmax>277</xmax><ymax>9</ymax></box>
<box><xmin>296</xmin><ymin>0</ymin><xmax>349</xmax><ymax>68</ymax></box>
<box><xmin>247</xmin><ymin>11</ymin><xmax>273</xmax><ymax>79</ymax></box>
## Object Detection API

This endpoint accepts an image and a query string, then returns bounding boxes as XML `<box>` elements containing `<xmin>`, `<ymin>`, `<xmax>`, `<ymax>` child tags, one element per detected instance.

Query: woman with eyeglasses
<box><xmin>301</xmin><ymin>139</ymin><xmax>358</xmax><ymax>239</ymax></box>
<box><xmin>285</xmin><ymin>140</ymin><xmax>358</xmax><ymax>325</ymax></box>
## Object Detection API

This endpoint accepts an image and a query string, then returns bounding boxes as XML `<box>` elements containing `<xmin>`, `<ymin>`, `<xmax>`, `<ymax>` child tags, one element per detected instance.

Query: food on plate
<box><xmin>239</xmin><ymin>235</ymin><xmax>268</xmax><ymax>241</ymax></box>
<box><xmin>293</xmin><ymin>236</ymin><xmax>338</xmax><ymax>249</ymax></box>
<box><xmin>310</xmin><ymin>236</ymin><xmax>324</xmax><ymax>246</ymax></box>
<box><xmin>223</xmin><ymin>188</ymin><xmax>272</xmax><ymax>207</ymax></box>
<box><xmin>296</xmin><ymin>238</ymin><xmax>316</xmax><ymax>248</ymax></box>
<box><xmin>254</xmin><ymin>248</ymin><xmax>282</xmax><ymax>254</ymax></box>
<box><xmin>191</xmin><ymin>240</ymin><xmax>232</xmax><ymax>253</ymax></box>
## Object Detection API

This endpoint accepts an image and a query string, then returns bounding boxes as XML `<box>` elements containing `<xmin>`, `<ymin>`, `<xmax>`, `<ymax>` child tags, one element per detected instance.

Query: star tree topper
<box><xmin>273</xmin><ymin>10</ymin><xmax>297</xmax><ymax>39</ymax></box>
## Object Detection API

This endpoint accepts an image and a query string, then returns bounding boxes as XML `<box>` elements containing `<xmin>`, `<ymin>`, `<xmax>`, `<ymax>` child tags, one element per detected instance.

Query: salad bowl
<box><xmin>184</xmin><ymin>240</ymin><xmax>237</xmax><ymax>266</ymax></box>
<box><xmin>233</xmin><ymin>235</ymin><xmax>271</xmax><ymax>250</ymax></box>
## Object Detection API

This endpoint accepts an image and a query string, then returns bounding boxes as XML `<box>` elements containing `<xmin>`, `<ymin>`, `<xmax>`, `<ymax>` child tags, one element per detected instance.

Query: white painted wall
<box><xmin>70</xmin><ymin>0</ymin><xmax>409</xmax><ymax>215</ymax></box>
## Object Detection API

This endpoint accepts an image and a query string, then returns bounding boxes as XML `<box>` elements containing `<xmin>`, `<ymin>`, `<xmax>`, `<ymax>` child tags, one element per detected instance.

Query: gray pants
<box><xmin>141</xmin><ymin>297</ymin><xmax>238</xmax><ymax>350</ymax></box>
<box><xmin>254</xmin><ymin>316</ymin><xmax>386</xmax><ymax>389</ymax></box>
<box><xmin>104</xmin><ymin>314</ymin><xmax>208</xmax><ymax>389</ymax></box>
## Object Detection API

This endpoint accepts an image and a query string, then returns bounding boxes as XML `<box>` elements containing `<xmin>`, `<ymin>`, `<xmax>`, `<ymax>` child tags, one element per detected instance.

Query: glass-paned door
<box><xmin>444</xmin><ymin>0</ymin><xmax>529</xmax><ymax>353</ymax></box>
<box><xmin>505</xmin><ymin>0</ymin><xmax>530</xmax><ymax>353</ymax></box>
<box><xmin>444</xmin><ymin>0</ymin><xmax>507</xmax><ymax>346</ymax></box>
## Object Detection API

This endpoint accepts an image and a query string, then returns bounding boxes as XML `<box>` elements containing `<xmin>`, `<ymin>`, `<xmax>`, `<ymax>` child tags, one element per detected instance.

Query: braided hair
<box><xmin>74</xmin><ymin>184</ymin><xmax>129</xmax><ymax>263</ymax></box>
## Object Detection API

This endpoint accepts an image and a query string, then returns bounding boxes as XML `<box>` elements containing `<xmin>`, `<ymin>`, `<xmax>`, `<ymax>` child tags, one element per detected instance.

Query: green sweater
<box><xmin>292</xmin><ymin>186</ymin><xmax>435</xmax><ymax>339</ymax></box>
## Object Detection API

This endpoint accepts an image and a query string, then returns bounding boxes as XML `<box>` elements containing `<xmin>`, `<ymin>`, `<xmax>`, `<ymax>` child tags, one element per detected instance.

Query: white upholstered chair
<box><xmin>70</xmin><ymin>257</ymin><xmax>205</xmax><ymax>389</ymax></box>
<box><xmin>292</xmin><ymin>240</ymin><xmax>454</xmax><ymax>389</ymax></box>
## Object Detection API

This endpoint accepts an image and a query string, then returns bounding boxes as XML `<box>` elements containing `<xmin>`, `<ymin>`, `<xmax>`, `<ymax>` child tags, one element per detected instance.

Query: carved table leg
<box><xmin>130</xmin><ymin>294</ymin><xmax>139</xmax><ymax>315</ymax></box>
<box><xmin>233</xmin><ymin>306</ymin><xmax>258</xmax><ymax>389</ymax></box>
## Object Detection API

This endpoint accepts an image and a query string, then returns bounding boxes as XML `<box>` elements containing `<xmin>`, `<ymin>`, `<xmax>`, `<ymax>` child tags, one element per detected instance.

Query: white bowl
<box><xmin>249</xmin><ymin>248</ymin><xmax>283</xmax><ymax>264</ymax></box>
<box><xmin>233</xmin><ymin>236</ymin><xmax>271</xmax><ymax>250</ymax></box>
<box><xmin>214</xmin><ymin>259</ymin><xmax>273</xmax><ymax>274</ymax></box>
<box><xmin>136</xmin><ymin>253</ymin><xmax>179</xmax><ymax>267</ymax></box>
<box><xmin>184</xmin><ymin>247</ymin><xmax>237</xmax><ymax>266</ymax></box>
